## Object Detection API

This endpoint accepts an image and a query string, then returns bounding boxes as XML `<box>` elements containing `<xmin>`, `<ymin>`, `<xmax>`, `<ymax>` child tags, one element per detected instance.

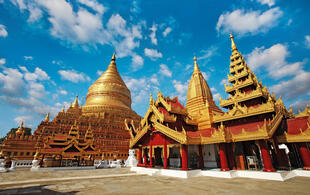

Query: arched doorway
<box><xmin>154</xmin><ymin>147</ymin><xmax>163</xmax><ymax>166</ymax></box>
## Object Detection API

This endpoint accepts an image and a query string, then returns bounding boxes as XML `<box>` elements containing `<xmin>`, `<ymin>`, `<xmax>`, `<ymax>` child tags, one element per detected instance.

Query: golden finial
<box><xmin>44</xmin><ymin>112</ymin><xmax>50</xmax><ymax>122</ymax></box>
<box><xmin>193</xmin><ymin>56</ymin><xmax>200</xmax><ymax>73</ymax></box>
<box><xmin>230</xmin><ymin>33</ymin><xmax>237</xmax><ymax>51</ymax></box>
<box><xmin>72</xmin><ymin>95</ymin><xmax>79</xmax><ymax>108</ymax></box>
<box><xmin>112</xmin><ymin>51</ymin><xmax>116</xmax><ymax>61</ymax></box>
<box><xmin>62</xmin><ymin>106</ymin><xmax>65</xmax><ymax>113</ymax></box>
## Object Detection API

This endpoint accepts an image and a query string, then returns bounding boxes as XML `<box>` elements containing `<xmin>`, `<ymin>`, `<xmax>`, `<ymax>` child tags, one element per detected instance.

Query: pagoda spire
<box><xmin>193</xmin><ymin>56</ymin><xmax>201</xmax><ymax>73</ymax></box>
<box><xmin>44</xmin><ymin>112</ymin><xmax>50</xmax><ymax>122</ymax></box>
<box><xmin>72</xmin><ymin>95</ymin><xmax>79</xmax><ymax>108</ymax></box>
<box><xmin>230</xmin><ymin>33</ymin><xmax>238</xmax><ymax>51</ymax></box>
<box><xmin>112</xmin><ymin>51</ymin><xmax>116</xmax><ymax>61</ymax></box>
<box><xmin>186</xmin><ymin>56</ymin><xmax>222</xmax><ymax>120</ymax></box>
<box><xmin>16</xmin><ymin>121</ymin><xmax>25</xmax><ymax>135</ymax></box>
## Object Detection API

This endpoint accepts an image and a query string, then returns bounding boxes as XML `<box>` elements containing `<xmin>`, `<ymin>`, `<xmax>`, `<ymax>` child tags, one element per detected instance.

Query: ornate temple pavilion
<box><xmin>125</xmin><ymin>34</ymin><xmax>310</xmax><ymax>172</ymax></box>
<box><xmin>0</xmin><ymin>53</ymin><xmax>141</xmax><ymax>167</ymax></box>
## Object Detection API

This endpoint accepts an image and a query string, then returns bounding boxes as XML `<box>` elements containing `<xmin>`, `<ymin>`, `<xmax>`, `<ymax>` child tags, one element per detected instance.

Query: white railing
<box><xmin>15</xmin><ymin>160</ymin><xmax>33</xmax><ymax>167</ymax></box>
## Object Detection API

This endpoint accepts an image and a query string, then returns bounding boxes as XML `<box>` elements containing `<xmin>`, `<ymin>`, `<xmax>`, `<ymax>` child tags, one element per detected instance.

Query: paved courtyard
<box><xmin>0</xmin><ymin>168</ymin><xmax>309</xmax><ymax>195</ymax></box>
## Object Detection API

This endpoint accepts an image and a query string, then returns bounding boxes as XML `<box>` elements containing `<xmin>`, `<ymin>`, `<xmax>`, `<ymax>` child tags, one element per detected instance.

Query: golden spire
<box><xmin>16</xmin><ymin>121</ymin><xmax>24</xmax><ymax>135</ymax></box>
<box><xmin>186</xmin><ymin>57</ymin><xmax>222</xmax><ymax>120</ymax></box>
<box><xmin>193</xmin><ymin>56</ymin><xmax>200</xmax><ymax>73</ymax></box>
<box><xmin>149</xmin><ymin>94</ymin><xmax>154</xmax><ymax>105</ymax></box>
<box><xmin>62</xmin><ymin>106</ymin><xmax>65</xmax><ymax>113</ymax></box>
<box><xmin>44</xmin><ymin>112</ymin><xmax>50</xmax><ymax>122</ymax></box>
<box><xmin>112</xmin><ymin>51</ymin><xmax>116</xmax><ymax>61</ymax></box>
<box><xmin>72</xmin><ymin>95</ymin><xmax>79</xmax><ymax>108</ymax></box>
<box><xmin>230</xmin><ymin>33</ymin><xmax>238</xmax><ymax>51</ymax></box>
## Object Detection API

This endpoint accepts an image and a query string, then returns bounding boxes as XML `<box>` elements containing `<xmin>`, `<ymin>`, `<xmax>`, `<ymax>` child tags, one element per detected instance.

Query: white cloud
<box><xmin>59</xmin><ymin>90</ymin><xmax>67</xmax><ymax>95</ymax></box>
<box><xmin>14</xmin><ymin>115</ymin><xmax>34</xmax><ymax>125</ymax></box>
<box><xmin>291</xmin><ymin>99</ymin><xmax>310</xmax><ymax>113</ymax></box>
<box><xmin>10</xmin><ymin>1</ymin><xmax>144</xmax><ymax>60</ymax></box>
<box><xmin>96</xmin><ymin>70</ymin><xmax>104</xmax><ymax>76</ymax></box>
<box><xmin>220</xmin><ymin>79</ymin><xmax>229</xmax><ymax>86</ymax></box>
<box><xmin>172</xmin><ymin>80</ymin><xmax>189</xmax><ymax>102</ymax></box>
<box><xmin>131</xmin><ymin>54</ymin><xmax>144</xmax><ymax>70</ymax></box>
<box><xmin>107</xmin><ymin>14</ymin><xmax>143</xmax><ymax>58</ymax></box>
<box><xmin>159</xmin><ymin>64</ymin><xmax>172</xmax><ymax>77</ymax></box>
<box><xmin>20</xmin><ymin>66</ymin><xmax>50</xmax><ymax>81</ymax></box>
<box><xmin>24</xmin><ymin>56</ymin><xmax>33</xmax><ymax>60</ymax></box>
<box><xmin>305</xmin><ymin>35</ymin><xmax>310</xmax><ymax>48</ymax></box>
<box><xmin>1</xmin><ymin>96</ymin><xmax>63</xmax><ymax>118</ymax></box>
<box><xmin>198</xmin><ymin>46</ymin><xmax>218</xmax><ymax>61</ymax></box>
<box><xmin>130</xmin><ymin>0</ymin><xmax>141</xmax><ymax>14</ymax></box>
<box><xmin>58</xmin><ymin>69</ymin><xmax>90</xmax><ymax>83</ymax></box>
<box><xmin>144</xmin><ymin>48</ymin><xmax>163</xmax><ymax>60</ymax></box>
<box><xmin>270</xmin><ymin>71</ymin><xmax>310</xmax><ymax>100</ymax></box>
<box><xmin>78</xmin><ymin>0</ymin><xmax>106</xmax><ymax>15</ymax></box>
<box><xmin>201</xmin><ymin>71</ymin><xmax>209</xmax><ymax>80</ymax></box>
<box><xmin>247</xmin><ymin>44</ymin><xmax>304</xmax><ymax>79</ymax></box>
<box><xmin>163</xmin><ymin>27</ymin><xmax>172</xmax><ymax>37</ymax></box>
<box><xmin>28</xmin><ymin>82</ymin><xmax>46</xmax><ymax>98</ymax></box>
<box><xmin>0</xmin><ymin>58</ymin><xmax>6</xmax><ymax>68</ymax></box>
<box><xmin>0</xmin><ymin>24</ymin><xmax>8</xmax><ymax>37</ymax></box>
<box><xmin>213</xmin><ymin>93</ymin><xmax>221</xmax><ymax>101</ymax></box>
<box><xmin>0</xmin><ymin>67</ymin><xmax>25</xmax><ymax>95</ymax></box>
<box><xmin>9</xmin><ymin>0</ymin><xmax>42</xmax><ymax>22</ymax></box>
<box><xmin>216</xmin><ymin>7</ymin><xmax>282</xmax><ymax>35</ymax></box>
<box><xmin>149</xmin><ymin>24</ymin><xmax>157</xmax><ymax>45</ymax></box>
<box><xmin>256</xmin><ymin>0</ymin><xmax>275</xmax><ymax>7</ymax></box>
<box><xmin>124</xmin><ymin>76</ymin><xmax>159</xmax><ymax>104</ymax></box>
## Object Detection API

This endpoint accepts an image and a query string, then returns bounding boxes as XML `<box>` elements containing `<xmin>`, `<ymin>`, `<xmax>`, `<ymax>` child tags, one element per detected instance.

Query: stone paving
<box><xmin>1</xmin><ymin>168</ymin><xmax>310</xmax><ymax>195</ymax></box>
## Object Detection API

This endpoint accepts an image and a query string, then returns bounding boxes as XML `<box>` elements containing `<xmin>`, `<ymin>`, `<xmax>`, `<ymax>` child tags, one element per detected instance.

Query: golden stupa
<box><xmin>0</xmin><ymin>53</ymin><xmax>141</xmax><ymax>164</ymax></box>
<box><xmin>82</xmin><ymin>53</ymin><xmax>136</xmax><ymax>118</ymax></box>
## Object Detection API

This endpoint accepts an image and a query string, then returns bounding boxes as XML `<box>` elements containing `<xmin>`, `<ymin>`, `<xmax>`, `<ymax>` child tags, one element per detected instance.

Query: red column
<box><xmin>298</xmin><ymin>143</ymin><xmax>310</xmax><ymax>170</ymax></box>
<box><xmin>164</xmin><ymin>140</ymin><xmax>168</xmax><ymax>169</ymax></box>
<box><xmin>228</xmin><ymin>143</ymin><xmax>236</xmax><ymax>170</ymax></box>
<box><xmin>219</xmin><ymin>143</ymin><xmax>230</xmax><ymax>171</ymax></box>
<box><xmin>259</xmin><ymin>140</ymin><xmax>275</xmax><ymax>172</ymax></box>
<box><xmin>181</xmin><ymin>145</ymin><xmax>188</xmax><ymax>171</ymax></box>
<box><xmin>198</xmin><ymin>145</ymin><xmax>204</xmax><ymax>169</ymax></box>
<box><xmin>143</xmin><ymin>148</ymin><xmax>147</xmax><ymax>167</ymax></box>
<box><xmin>139</xmin><ymin>147</ymin><xmax>142</xmax><ymax>164</ymax></box>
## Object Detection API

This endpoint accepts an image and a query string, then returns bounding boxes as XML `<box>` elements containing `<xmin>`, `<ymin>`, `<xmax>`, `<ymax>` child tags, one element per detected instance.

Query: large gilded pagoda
<box><xmin>0</xmin><ymin>53</ymin><xmax>141</xmax><ymax>167</ymax></box>
<box><xmin>125</xmin><ymin>34</ymin><xmax>310</xmax><ymax>172</ymax></box>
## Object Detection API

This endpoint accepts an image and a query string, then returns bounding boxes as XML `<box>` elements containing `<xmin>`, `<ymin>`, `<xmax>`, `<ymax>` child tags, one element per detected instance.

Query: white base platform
<box><xmin>33</xmin><ymin>166</ymin><xmax>96</xmax><ymax>171</ymax></box>
<box><xmin>130</xmin><ymin>167</ymin><xmax>310</xmax><ymax>181</ymax></box>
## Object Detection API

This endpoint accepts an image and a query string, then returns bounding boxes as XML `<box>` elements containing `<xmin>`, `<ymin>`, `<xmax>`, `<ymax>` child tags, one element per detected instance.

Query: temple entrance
<box><xmin>203</xmin><ymin>144</ymin><xmax>218</xmax><ymax>169</ymax></box>
<box><xmin>154</xmin><ymin>147</ymin><xmax>163</xmax><ymax>166</ymax></box>
<box><xmin>168</xmin><ymin>146</ymin><xmax>181</xmax><ymax>168</ymax></box>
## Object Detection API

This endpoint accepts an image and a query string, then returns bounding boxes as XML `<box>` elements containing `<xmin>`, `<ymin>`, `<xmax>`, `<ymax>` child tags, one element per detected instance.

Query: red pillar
<box><xmin>259</xmin><ymin>140</ymin><xmax>275</xmax><ymax>172</ymax></box>
<box><xmin>138</xmin><ymin>147</ymin><xmax>142</xmax><ymax>164</ymax></box>
<box><xmin>164</xmin><ymin>140</ymin><xmax>168</xmax><ymax>169</ymax></box>
<box><xmin>298</xmin><ymin>143</ymin><xmax>310</xmax><ymax>170</ymax></box>
<box><xmin>198</xmin><ymin>145</ymin><xmax>204</xmax><ymax>169</ymax></box>
<box><xmin>227</xmin><ymin>143</ymin><xmax>236</xmax><ymax>170</ymax></box>
<box><xmin>143</xmin><ymin>148</ymin><xmax>147</xmax><ymax>167</ymax></box>
<box><xmin>219</xmin><ymin>143</ymin><xmax>230</xmax><ymax>171</ymax></box>
<box><xmin>181</xmin><ymin>145</ymin><xmax>188</xmax><ymax>171</ymax></box>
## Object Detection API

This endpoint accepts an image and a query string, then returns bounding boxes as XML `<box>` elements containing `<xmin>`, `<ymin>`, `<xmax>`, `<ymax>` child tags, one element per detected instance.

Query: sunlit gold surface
<box><xmin>83</xmin><ymin>53</ymin><xmax>131</xmax><ymax>112</ymax></box>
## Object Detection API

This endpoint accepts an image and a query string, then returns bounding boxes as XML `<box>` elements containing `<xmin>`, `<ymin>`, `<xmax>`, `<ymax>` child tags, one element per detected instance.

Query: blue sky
<box><xmin>0</xmin><ymin>0</ymin><xmax>310</xmax><ymax>136</ymax></box>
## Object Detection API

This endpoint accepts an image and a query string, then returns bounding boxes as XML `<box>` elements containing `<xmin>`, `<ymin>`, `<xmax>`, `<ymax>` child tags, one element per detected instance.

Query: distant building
<box><xmin>125</xmin><ymin>34</ymin><xmax>310</xmax><ymax>171</ymax></box>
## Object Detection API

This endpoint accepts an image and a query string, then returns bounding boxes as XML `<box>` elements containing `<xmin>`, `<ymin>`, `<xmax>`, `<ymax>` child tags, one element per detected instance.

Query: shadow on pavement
<box><xmin>0</xmin><ymin>185</ymin><xmax>78</xmax><ymax>195</ymax></box>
